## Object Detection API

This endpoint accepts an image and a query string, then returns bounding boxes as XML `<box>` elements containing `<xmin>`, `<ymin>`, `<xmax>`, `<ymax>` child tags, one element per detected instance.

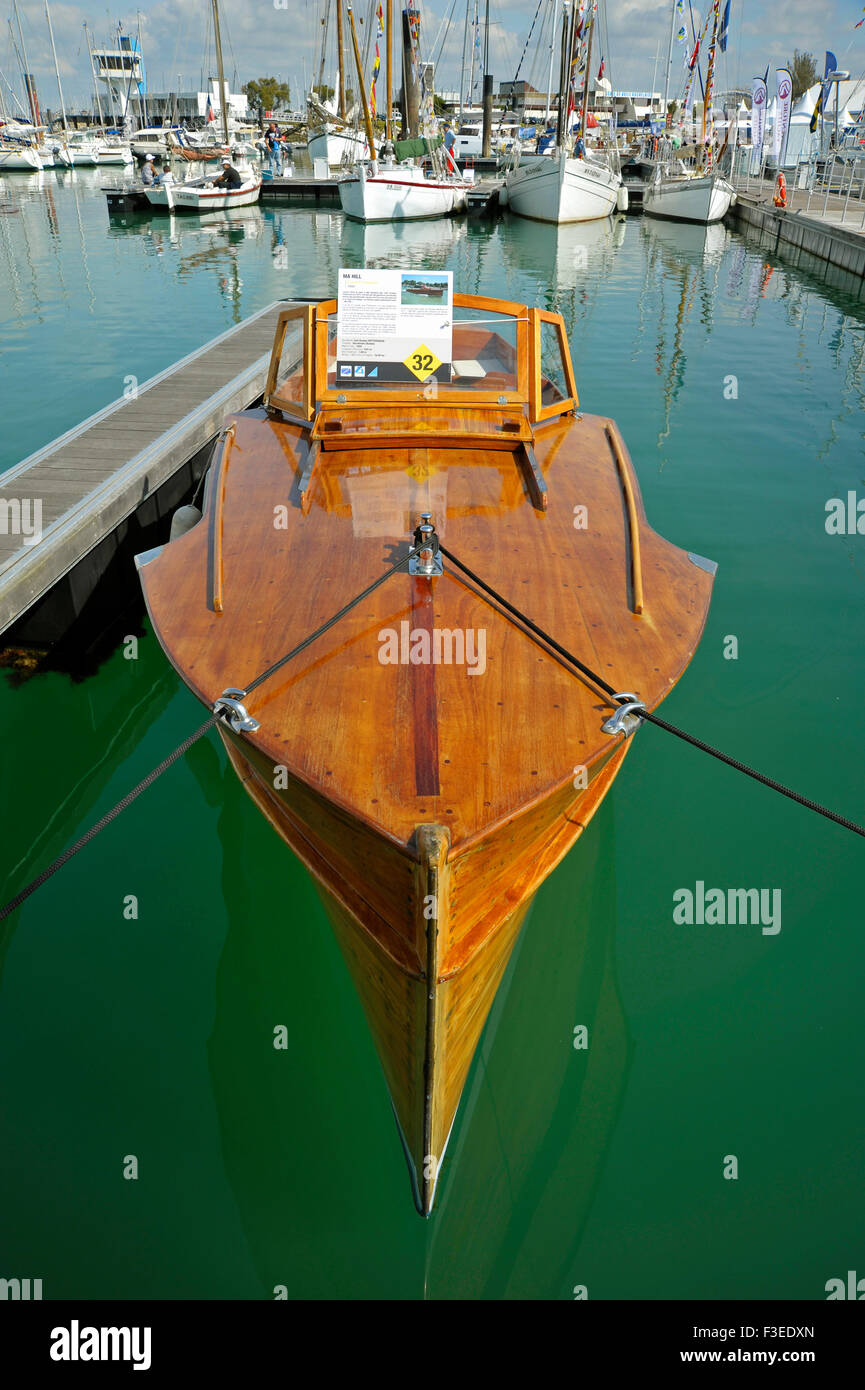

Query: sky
<box><xmin>0</xmin><ymin>0</ymin><xmax>862</xmax><ymax>115</ymax></box>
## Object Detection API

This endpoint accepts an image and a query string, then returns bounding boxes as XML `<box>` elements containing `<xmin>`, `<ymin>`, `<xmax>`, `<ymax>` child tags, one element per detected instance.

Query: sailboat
<box><xmin>642</xmin><ymin>0</ymin><xmax>735</xmax><ymax>224</ymax></box>
<box><xmin>144</xmin><ymin>2</ymin><xmax>260</xmax><ymax>213</ymax></box>
<box><xmin>307</xmin><ymin>0</ymin><xmax>369</xmax><ymax>166</ymax></box>
<box><xmin>502</xmin><ymin>1</ymin><xmax>624</xmax><ymax>224</ymax></box>
<box><xmin>137</xmin><ymin>294</ymin><xmax>715</xmax><ymax>1213</ymax></box>
<box><xmin>337</xmin><ymin>2</ymin><xmax>469</xmax><ymax>223</ymax></box>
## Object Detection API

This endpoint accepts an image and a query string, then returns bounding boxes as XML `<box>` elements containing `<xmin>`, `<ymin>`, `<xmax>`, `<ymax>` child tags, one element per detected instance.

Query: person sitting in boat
<box><xmin>141</xmin><ymin>154</ymin><xmax>156</xmax><ymax>186</ymax></box>
<box><xmin>574</xmin><ymin>133</ymin><xmax>586</xmax><ymax>159</ymax></box>
<box><xmin>214</xmin><ymin>156</ymin><xmax>243</xmax><ymax>190</ymax></box>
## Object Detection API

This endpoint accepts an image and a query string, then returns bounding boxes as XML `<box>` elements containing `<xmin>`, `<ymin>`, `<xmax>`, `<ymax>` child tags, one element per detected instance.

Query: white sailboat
<box><xmin>307</xmin><ymin>0</ymin><xmax>369</xmax><ymax>166</ymax></box>
<box><xmin>0</xmin><ymin>144</ymin><xmax>43</xmax><ymax>170</ymax></box>
<box><xmin>502</xmin><ymin>1</ymin><xmax>623</xmax><ymax>224</ymax></box>
<box><xmin>146</xmin><ymin>3</ymin><xmax>260</xmax><ymax>213</ymax></box>
<box><xmin>642</xmin><ymin>164</ymin><xmax>734</xmax><ymax>222</ymax></box>
<box><xmin>340</xmin><ymin>159</ymin><xmax>468</xmax><ymax>221</ymax></box>
<box><xmin>503</xmin><ymin>147</ymin><xmax>622</xmax><ymax>223</ymax></box>
<box><xmin>338</xmin><ymin>2</ymin><xmax>468</xmax><ymax>223</ymax></box>
<box><xmin>642</xmin><ymin>0</ymin><xmax>735</xmax><ymax>224</ymax></box>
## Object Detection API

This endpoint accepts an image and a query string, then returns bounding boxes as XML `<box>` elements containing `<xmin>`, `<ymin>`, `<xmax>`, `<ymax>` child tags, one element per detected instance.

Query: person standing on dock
<box><xmin>264</xmin><ymin>124</ymin><xmax>281</xmax><ymax>177</ymax></box>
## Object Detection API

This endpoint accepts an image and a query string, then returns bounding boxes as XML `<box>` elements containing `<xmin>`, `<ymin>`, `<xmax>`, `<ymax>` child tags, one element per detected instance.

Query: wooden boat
<box><xmin>137</xmin><ymin>293</ymin><xmax>715</xmax><ymax>1214</ymax></box>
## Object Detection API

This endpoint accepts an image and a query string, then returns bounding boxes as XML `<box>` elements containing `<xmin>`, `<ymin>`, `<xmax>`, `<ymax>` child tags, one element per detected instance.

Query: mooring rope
<box><xmin>439</xmin><ymin>543</ymin><xmax>865</xmax><ymax>840</ymax></box>
<box><xmin>0</xmin><ymin>554</ymin><xmax>411</xmax><ymax>922</ymax></box>
<box><xmin>3</xmin><ymin>540</ymin><xmax>862</xmax><ymax>924</ymax></box>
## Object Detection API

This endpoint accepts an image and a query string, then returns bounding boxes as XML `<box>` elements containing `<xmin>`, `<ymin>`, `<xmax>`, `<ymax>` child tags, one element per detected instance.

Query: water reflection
<box><xmin>186</xmin><ymin>729</ymin><xmax>629</xmax><ymax>1298</ymax></box>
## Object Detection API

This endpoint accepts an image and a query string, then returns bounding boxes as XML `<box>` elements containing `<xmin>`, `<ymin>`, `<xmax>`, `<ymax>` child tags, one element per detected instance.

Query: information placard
<box><xmin>336</xmin><ymin>268</ymin><xmax>453</xmax><ymax>384</ymax></box>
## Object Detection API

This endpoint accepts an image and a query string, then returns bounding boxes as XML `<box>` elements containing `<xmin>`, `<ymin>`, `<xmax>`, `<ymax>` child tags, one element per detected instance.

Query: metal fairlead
<box><xmin>409</xmin><ymin>513</ymin><xmax>444</xmax><ymax>577</ymax></box>
<box><xmin>601</xmin><ymin>692</ymin><xmax>647</xmax><ymax>738</ymax></box>
<box><xmin>213</xmin><ymin>688</ymin><xmax>261</xmax><ymax>733</ymax></box>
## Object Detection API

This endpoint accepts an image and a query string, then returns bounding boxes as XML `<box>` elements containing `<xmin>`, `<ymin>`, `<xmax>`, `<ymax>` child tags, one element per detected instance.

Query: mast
<box><xmin>554</xmin><ymin>0</ymin><xmax>571</xmax><ymax>146</ymax></box>
<box><xmin>136</xmin><ymin>11</ymin><xmax>149</xmax><ymax>127</ymax></box>
<box><xmin>579</xmin><ymin>3</ymin><xmax>596</xmax><ymax>141</ymax></box>
<box><xmin>385</xmin><ymin>0</ymin><xmax>392</xmax><ymax>139</ymax></box>
<box><xmin>545</xmin><ymin>0</ymin><xmax>561</xmax><ymax>126</ymax></box>
<box><xmin>481</xmin><ymin>0</ymin><xmax>493</xmax><ymax>156</ymax></box>
<box><xmin>700</xmin><ymin>0</ymin><xmax>720</xmax><ymax>155</ymax></box>
<box><xmin>84</xmin><ymin>23</ymin><xmax>105</xmax><ymax>129</ymax></box>
<box><xmin>661</xmin><ymin>0</ymin><xmax>676</xmax><ymax>124</ymax></box>
<box><xmin>13</xmin><ymin>0</ymin><xmax>37</xmax><ymax>125</ymax></box>
<box><xmin>336</xmin><ymin>0</ymin><xmax>347</xmax><ymax>121</ymax></box>
<box><xmin>401</xmin><ymin>6</ymin><xmax>420</xmax><ymax>137</ymax></box>
<box><xmin>44</xmin><ymin>1</ymin><xmax>69</xmax><ymax>136</ymax></box>
<box><xmin>347</xmin><ymin>4</ymin><xmax>376</xmax><ymax>156</ymax></box>
<box><xmin>459</xmin><ymin>0</ymin><xmax>471</xmax><ymax>126</ymax></box>
<box><xmin>211</xmin><ymin>0</ymin><xmax>230</xmax><ymax>146</ymax></box>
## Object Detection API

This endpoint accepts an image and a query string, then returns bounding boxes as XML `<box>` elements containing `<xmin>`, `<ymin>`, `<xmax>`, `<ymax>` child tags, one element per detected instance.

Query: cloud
<box><xmin>2</xmin><ymin>0</ymin><xmax>851</xmax><ymax>113</ymax></box>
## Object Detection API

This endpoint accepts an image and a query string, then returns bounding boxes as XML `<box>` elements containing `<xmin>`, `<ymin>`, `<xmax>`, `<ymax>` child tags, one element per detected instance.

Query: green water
<box><xmin>1</xmin><ymin>168</ymin><xmax>864</xmax><ymax>1300</ymax></box>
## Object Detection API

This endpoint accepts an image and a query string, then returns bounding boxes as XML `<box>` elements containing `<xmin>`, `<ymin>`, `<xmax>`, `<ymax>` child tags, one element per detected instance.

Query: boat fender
<box><xmin>773</xmin><ymin>171</ymin><xmax>786</xmax><ymax>208</ymax></box>
<box><xmin>499</xmin><ymin>183</ymin><xmax>509</xmax><ymax>207</ymax></box>
<box><xmin>169</xmin><ymin>504</ymin><xmax>203</xmax><ymax>541</ymax></box>
<box><xmin>616</xmin><ymin>184</ymin><xmax>629</xmax><ymax>212</ymax></box>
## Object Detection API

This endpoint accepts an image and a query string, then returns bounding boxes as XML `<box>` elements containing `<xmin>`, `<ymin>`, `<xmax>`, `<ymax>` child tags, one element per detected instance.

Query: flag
<box><xmin>597</xmin><ymin>56</ymin><xmax>605</xmax><ymax>82</ymax></box>
<box><xmin>812</xmin><ymin>51</ymin><xmax>837</xmax><ymax>132</ymax></box>
<box><xmin>718</xmin><ymin>0</ymin><xmax>732</xmax><ymax>52</ymax></box>
<box><xmin>773</xmin><ymin>68</ymin><xmax>792</xmax><ymax>165</ymax></box>
<box><xmin>205</xmin><ymin>94</ymin><xmax>214</xmax><ymax>124</ymax></box>
<box><xmin>688</xmin><ymin>39</ymin><xmax>700</xmax><ymax>70</ymax></box>
<box><xmin>370</xmin><ymin>2</ymin><xmax>383</xmax><ymax>119</ymax></box>
<box><xmin>676</xmin><ymin>26</ymin><xmax>687</xmax><ymax>43</ymax></box>
<box><xmin>751</xmin><ymin>75</ymin><xmax>767</xmax><ymax>157</ymax></box>
<box><xmin>856</xmin><ymin>8</ymin><xmax>864</xmax><ymax>27</ymax></box>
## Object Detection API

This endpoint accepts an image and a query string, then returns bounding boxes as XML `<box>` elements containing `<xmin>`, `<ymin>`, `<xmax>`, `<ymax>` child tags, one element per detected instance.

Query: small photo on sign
<box><xmin>401</xmin><ymin>274</ymin><xmax>449</xmax><ymax>307</ymax></box>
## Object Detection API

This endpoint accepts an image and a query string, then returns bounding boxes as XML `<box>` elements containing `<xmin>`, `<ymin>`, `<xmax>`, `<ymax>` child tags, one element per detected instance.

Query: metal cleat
<box><xmin>213</xmin><ymin>688</ymin><xmax>260</xmax><ymax>733</ymax></box>
<box><xmin>601</xmin><ymin>692</ymin><xmax>646</xmax><ymax>738</ymax></box>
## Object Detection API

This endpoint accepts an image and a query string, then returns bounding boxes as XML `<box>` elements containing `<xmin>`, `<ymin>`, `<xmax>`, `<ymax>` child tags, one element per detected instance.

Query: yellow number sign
<box><xmin>403</xmin><ymin>344</ymin><xmax>443</xmax><ymax>382</ymax></box>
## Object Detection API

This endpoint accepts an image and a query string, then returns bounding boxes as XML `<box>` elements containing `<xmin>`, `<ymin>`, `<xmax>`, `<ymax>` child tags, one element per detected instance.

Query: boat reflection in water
<box><xmin>192</xmin><ymin>730</ymin><xmax>629</xmax><ymax>1297</ymax></box>
<box><xmin>340</xmin><ymin>213</ymin><xmax>468</xmax><ymax>270</ymax></box>
<box><xmin>499</xmin><ymin>212</ymin><xmax>626</xmax><ymax>311</ymax></box>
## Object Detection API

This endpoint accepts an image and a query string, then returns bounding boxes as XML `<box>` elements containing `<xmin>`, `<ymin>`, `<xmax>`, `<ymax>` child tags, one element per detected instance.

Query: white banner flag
<box><xmin>751</xmin><ymin>76</ymin><xmax>767</xmax><ymax>157</ymax></box>
<box><xmin>774</xmin><ymin>68</ymin><xmax>792</xmax><ymax>165</ymax></box>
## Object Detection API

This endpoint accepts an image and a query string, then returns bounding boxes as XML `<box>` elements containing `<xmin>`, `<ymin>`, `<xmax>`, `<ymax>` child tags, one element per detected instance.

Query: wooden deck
<box><xmin>0</xmin><ymin>300</ymin><xmax>292</xmax><ymax>638</ymax></box>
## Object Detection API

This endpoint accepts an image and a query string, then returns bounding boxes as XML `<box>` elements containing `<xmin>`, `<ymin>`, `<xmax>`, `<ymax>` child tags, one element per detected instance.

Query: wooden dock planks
<box><xmin>0</xmin><ymin>300</ymin><xmax>292</xmax><ymax>635</ymax></box>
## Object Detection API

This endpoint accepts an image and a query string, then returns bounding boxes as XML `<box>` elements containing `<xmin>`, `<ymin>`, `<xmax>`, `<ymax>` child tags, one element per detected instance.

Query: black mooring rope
<box><xmin>0</xmin><ymin>554</ymin><xmax>412</xmax><ymax>922</ymax></box>
<box><xmin>0</xmin><ymin>715</ymin><xmax>220</xmax><ymax>922</ymax></box>
<box><xmin>440</xmin><ymin>544</ymin><xmax>865</xmax><ymax>840</ymax></box>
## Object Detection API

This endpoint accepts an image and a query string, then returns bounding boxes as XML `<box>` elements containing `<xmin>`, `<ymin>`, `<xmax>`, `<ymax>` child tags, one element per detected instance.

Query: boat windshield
<box><xmin>264</xmin><ymin>294</ymin><xmax>578</xmax><ymax>423</ymax></box>
<box><xmin>320</xmin><ymin>302</ymin><xmax>522</xmax><ymax>394</ymax></box>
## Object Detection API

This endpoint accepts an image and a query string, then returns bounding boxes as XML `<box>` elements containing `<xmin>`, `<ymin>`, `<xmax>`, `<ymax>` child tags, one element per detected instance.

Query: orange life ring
<box><xmin>773</xmin><ymin>171</ymin><xmax>787</xmax><ymax>208</ymax></box>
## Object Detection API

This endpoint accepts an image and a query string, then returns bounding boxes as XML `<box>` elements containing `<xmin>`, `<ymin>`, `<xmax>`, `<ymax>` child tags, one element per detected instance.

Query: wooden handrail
<box><xmin>206</xmin><ymin>424</ymin><xmax>235</xmax><ymax>613</ymax></box>
<box><xmin>605</xmin><ymin>423</ymin><xmax>644</xmax><ymax>616</ymax></box>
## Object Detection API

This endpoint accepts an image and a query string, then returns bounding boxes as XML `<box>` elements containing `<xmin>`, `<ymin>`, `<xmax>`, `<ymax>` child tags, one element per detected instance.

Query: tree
<box><xmin>243</xmin><ymin>77</ymin><xmax>291</xmax><ymax>116</ymax></box>
<box><xmin>311</xmin><ymin>84</ymin><xmax>335</xmax><ymax>103</ymax></box>
<box><xmin>787</xmin><ymin>50</ymin><xmax>818</xmax><ymax>100</ymax></box>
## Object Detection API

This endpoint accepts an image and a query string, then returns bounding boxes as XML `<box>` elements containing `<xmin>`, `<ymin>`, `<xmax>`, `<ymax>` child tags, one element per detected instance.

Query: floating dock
<box><xmin>0</xmin><ymin>301</ymin><xmax>290</xmax><ymax>651</ymax></box>
<box><xmin>260</xmin><ymin>176</ymin><xmax>343</xmax><ymax>202</ymax></box>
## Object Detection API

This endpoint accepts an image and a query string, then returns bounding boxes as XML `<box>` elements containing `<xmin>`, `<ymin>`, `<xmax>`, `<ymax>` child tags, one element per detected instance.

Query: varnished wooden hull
<box><xmin>218</xmin><ymin>724</ymin><xmax>630</xmax><ymax>1212</ymax></box>
<box><xmin>138</xmin><ymin>295</ymin><xmax>716</xmax><ymax>1214</ymax></box>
